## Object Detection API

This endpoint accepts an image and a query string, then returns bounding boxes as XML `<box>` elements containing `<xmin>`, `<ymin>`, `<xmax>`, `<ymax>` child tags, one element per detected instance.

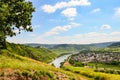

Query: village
<box><xmin>72</xmin><ymin>52</ymin><xmax>120</xmax><ymax>63</ymax></box>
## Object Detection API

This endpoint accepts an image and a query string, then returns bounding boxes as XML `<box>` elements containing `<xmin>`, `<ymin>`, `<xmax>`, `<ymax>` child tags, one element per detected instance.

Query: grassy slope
<box><xmin>63</xmin><ymin>66</ymin><xmax>120</xmax><ymax>80</ymax></box>
<box><xmin>0</xmin><ymin>43</ymin><xmax>89</xmax><ymax>80</ymax></box>
<box><xmin>0</xmin><ymin>50</ymin><xmax>78</xmax><ymax>80</ymax></box>
<box><xmin>6</xmin><ymin>43</ymin><xmax>58</xmax><ymax>63</ymax></box>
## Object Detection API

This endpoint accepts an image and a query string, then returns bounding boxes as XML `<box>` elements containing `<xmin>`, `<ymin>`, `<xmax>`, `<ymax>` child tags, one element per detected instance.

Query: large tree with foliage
<box><xmin>0</xmin><ymin>0</ymin><xmax>35</xmax><ymax>49</ymax></box>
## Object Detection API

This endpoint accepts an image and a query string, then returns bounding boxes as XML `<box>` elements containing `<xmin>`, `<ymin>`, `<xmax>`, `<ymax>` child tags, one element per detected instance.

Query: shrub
<box><xmin>74</xmin><ymin>71</ymin><xmax>80</xmax><ymax>74</ymax></box>
<box><xmin>63</xmin><ymin>68</ymin><xmax>71</xmax><ymax>71</ymax></box>
<box><xmin>46</xmin><ymin>72</ymin><xmax>54</xmax><ymax>79</ymax></box>
<box><xmin>15</xmin><ymin>71</ymin><xmax>22</xmax><ymax>77</ymax></box>
<box><xmin>22</xmin><ymin>70</ymin><xmax>31</xmax><ymax>77</ymax></box>
<box><xmin>70</xmin><ymin>77</ymin><xmax>76</xmax><ymax>80</ymax></box>
<box><xmin>109</xmin><ymin>69</ymin><xmax>114</xmax><ymax>74</ymax></box>
<box><xmin>116</xmin><ymin>70</ymin><xmax>120</xmax><ymax>74</ymax></box>
<box><xmin>94</xmin><ymin>75</ymin><xmax>105</xmax><ymax>80</ymax></box>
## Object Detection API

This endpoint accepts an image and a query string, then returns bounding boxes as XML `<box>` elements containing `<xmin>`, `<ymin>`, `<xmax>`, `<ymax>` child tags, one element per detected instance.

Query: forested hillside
<box><xmin>1</xmin><ymin>43</ymin><xmax>57</xmax><ymax>63</ymax></box>
<box><xmin>25</xmin><ymin>42</ymin><xmax>120</xmax><ymax>55</ymax></box>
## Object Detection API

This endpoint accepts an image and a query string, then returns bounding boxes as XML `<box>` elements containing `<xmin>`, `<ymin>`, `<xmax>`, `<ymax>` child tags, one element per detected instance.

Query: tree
<box><xmin>0</xmin><ymin>0</ymin><xmax>35</xmax><ymax>49</ymax></box>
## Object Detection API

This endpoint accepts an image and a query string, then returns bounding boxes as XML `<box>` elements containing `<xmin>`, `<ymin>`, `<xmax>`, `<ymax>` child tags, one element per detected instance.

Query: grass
<box><xmin>63</xmin><ymin>66</ymin><xmax>120</xmax><ymax>80</ymax></box>
<box><xmin>4</xmin><ymin>43</ymin><xmax>58</xmax><ymax>63</ymax></box>
<box><xmin>86</xmin><ymin>62</ymin><xmax>120</xmax><ymax>70</ymax></box>
<box><xmin>0</xmin><ymin>52</ymin><xmax>77</xmax><ymax>79</ymax></box>
<box><xmin>0</xmin><ymin>44</ymin><xmax>88</xmax><ymax>80</ymax></box>
<box><xmin>0</xmin><ymin>49</ymin><xmax>56</xmax><ymax>71</ymax></box>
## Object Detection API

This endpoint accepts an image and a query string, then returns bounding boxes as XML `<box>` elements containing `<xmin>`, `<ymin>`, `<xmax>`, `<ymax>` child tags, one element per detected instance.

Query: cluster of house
<box><xmin>72</xmin><ymin>52</ymin><xmax>120</xmax><ymax>63</ymax></box>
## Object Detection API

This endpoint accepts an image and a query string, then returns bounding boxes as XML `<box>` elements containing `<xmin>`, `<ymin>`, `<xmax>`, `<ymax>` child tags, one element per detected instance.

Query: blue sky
<box><xmin>7</xmin><ymin>0</ymin><xmax>120</xmax><ymax>44</ymax></box>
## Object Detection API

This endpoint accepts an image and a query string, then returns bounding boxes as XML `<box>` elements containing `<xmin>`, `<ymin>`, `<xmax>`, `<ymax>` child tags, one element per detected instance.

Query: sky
<box><xmin>7</xmin><ymin>0</ymin><xmax>120</xmax><ymax>44</ymax></box>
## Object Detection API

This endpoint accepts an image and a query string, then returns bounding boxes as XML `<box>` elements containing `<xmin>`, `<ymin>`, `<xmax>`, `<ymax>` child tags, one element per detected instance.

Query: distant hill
<box><xmin>25</xmin><ymin>42</ymin><xmax>120</xmax><ymax>54</ymax></box>
<box><xmin>109</xmin><ymin>42</ymin><xmax>120</xmax><ymax>47</ymax></box>
<box><xmin>50</xmin><ymin>44</ymin><xmax>95</xmax><ymax>55</ymax></box>
<box><xmin>90</xmin><ymin>42</ymin><xmax>116</xmax><ymax>48</ymax></box>
<box><xmin>24</xmin><ymin>44</ymin><xmax>95</xmax><ymax>55</ymax></box>
<box><xmin>25</xmin><ymin>41</ymin><xmax>119</xmax><ymax>48</ymax></box>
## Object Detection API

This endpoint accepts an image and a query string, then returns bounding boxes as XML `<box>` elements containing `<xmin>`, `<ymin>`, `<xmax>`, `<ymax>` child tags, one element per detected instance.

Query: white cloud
<box><xmin>86</xmin><ymin>32</ymin><xmax>107</xmax><ymax>37</ymax></box>
<box><xmin>100</xmin><ymin>24</ymin><xmax>111</xmax><ymax>30</ymax></box>
<box><xmin>91</xmin><ymin>8</ymin><xmax>101</xmax><ymax>13</ymax></box>
<box><xmin>42</xmin><ymin>0</ymin><xmax>91</xmax><ymax>13</ymax></box>
<box><xmin>41</xmin><ymin>5</ymin><xmax>56</xmax><ymax>13</ymax></box>
<box><xmin>110</xmin><ymin>31</ymin><xmax>120</xmax><ymax>36</ymax></box>
<box><xmin>7</xmin><ymin>31</ymin><xmax>120</xmax><ymax>44</ymax></box>
<box><xmin>114</xmin><ymin>7</ymin><xmax>120</xmax><ymax>17</ymax></box>
<box><xmin>45</xmin><ymin>22</ymin><xmax>80</xmax><ymax>36</ymax></box>
<box><xmin>47</xmin><ymin>32</ymin><xmax>120</xmax><ymax>44</ymax></box>
<box><xmin>61</xmin><ymin>8</ymin><xmax>77</xmax><ymax>18</ymax></box>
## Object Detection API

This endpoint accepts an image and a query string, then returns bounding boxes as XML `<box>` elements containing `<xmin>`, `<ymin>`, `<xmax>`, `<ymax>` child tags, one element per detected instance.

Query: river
<box><xmin>50</xmin><ymin>54</ymin><xmax>71</xmax><ymax>68</ymax></box>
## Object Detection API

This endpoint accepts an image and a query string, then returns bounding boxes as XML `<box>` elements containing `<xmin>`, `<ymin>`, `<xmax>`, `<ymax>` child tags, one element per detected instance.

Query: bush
<box><xmin>22</xmin><ymin>70</ymin><xmax>32</xmax><ymax>77</ymax></box>
<box><xmin>94</xmin><ymin>75</ymin><xmax>105</xmax><ymax>80</ymax></box>
<box><xmin>109</xmin><ymin>69</ymin><xmax>114</xmax><ymax>74</ymax></box>
<box><xmin>116</xmin><ymin>70</ymin><xmax>120</xmax><ymax>74</ymax></box>
<box><xmin>15</xmin><ymin>71</ymin><xmax>22</xmax><ymax>77</ymax></box>
<box><xmin>70</xmin><ymin>77</ymin><xmax>76</xmax><ymax>80</ymax></box>
<box><xmin>74</xmin><ymin>71</ymin><xmax>80</xmax><ymax>74</ymax></box>
<box><xmin>46</xmin><ymin>72</ymin><xmax>54</xmax><ymax>79</ymax></box>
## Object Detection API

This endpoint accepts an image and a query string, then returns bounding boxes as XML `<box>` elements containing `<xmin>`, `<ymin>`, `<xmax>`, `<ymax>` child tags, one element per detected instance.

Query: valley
<box><xmin>0</xmin><ymin>42</ymin><xmax>120</xmax><ymax>80</ymax></box>
<box><xmin>1</xmin><ymin>0</ymin><xmax>120</xmax><ymax>79</ymax></box>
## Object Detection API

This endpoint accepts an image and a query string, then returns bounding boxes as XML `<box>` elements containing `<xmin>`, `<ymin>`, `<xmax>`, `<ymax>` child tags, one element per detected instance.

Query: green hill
<box><xmin>25</xmin><ymin>44</ymin><xmax>95</xmax><ymax>56</ymax></box>
<box><xmin>0</xmin><ymin>43</ymin><xmax>88</xmax><ymax>80</ymax></box>
<box><xmin>50</xmin><ymin>44</ymin><xmax>95</xmax><ymax>55</ymax></box>
<box><xmin>25</xmin><ymin>42</ymin><xmax>118</xmax><ymax>56</ymax></box>
<box><xmin>4</xmin><ymin>43</ymin><xmax>58</xmax><ymax>63</ymax></box>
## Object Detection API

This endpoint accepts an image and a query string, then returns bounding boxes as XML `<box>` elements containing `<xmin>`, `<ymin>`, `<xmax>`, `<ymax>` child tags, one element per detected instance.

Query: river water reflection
<box><xmin>51</xmin><ymin>54</ymin><xmax>71</xmax><ymax>68</ymax></box>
